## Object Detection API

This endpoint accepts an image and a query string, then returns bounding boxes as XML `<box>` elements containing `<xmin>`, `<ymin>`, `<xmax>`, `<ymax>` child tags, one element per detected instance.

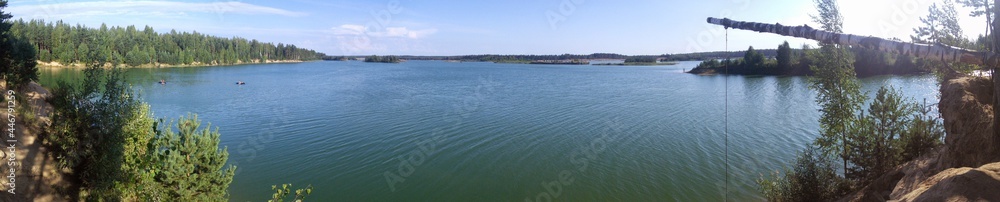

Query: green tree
<box><xmin>743</xmin><ymin>46</ymin><xmax>765</xmax><ymax>68</ymax></box>
<box><xmin>4</xmin><ymin>37</ymin><xmax>38</xmax><ymax>89</ymax></box>
<box><xmin>144</xmin><ymin>114</ymin><xmax>236</xmax><ymax>201</ymax></box>
<box><xmin>758</xmin><ymin>145</ymin><xmax>847</xmax><ymax>202</ymax></box>
<box><xmin>811</xmin><ymin>0</ymin><xmax>844</xmax><ymax>33</ymax></box>
<box><xmin>898</xmin><ymin>99</ymin><xmax>944</xmax><ymax>161</ymax></box>
<box><xmin>8</xmin><ymin>19</ymin><xmax>324</xmax><ymax>68</ymax></box>
<box><xmin>125</xmin><ymin>45</ymin><xmax>147</xmax><ymax>67</ymax></box>
<box><xmin>808</xmin><ymin>0</ymin><xmax>865</xmax><ymax>177</ymax></box>
<box><xmin>777</xmin><ymin>41</ymin><xmax>792</xmax><ymax>72</ymax></box>
<box><xmin>957</xmin><ymin>0</ymin><xmax>992</xmax><ymax>51</ymax></box>
<box><xmin>845</xmin><ymin>86</ymin><xmax>913</xmax><ymax>184</ymax></box>
<box><xmin>76</xmin><ymin>42</ymin><xmax>90</xmax><ymax>64</ymax></box>
<box><xmin>47</xmin><ymin>65</ymin><xmax>139</xmax><ymax>199</ymax></box>
<box><xmin>48</xmin><ymin>65</ymin><xmax>235</xmax><ymax>200</ymax></box>
<box><xmin>912</xmin><ymin>0</ymin><xmax>968</xmax><ymax>47</ymax></box>
<box><xmin>0</xmin><ymin>0</ymin><xmax>38</xmax><ymax>89</ymax></box>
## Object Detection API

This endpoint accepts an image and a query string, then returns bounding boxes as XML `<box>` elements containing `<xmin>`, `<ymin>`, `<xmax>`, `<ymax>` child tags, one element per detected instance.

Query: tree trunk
<box><xmin>993</xmin><ymin>0</ymin><xmax>1000</xmax><ymax>155</ymax></box>
<box><xmin>706</xmin><ymin>17</ymin><xmax>987</xmax><ymax>66</ymax></box>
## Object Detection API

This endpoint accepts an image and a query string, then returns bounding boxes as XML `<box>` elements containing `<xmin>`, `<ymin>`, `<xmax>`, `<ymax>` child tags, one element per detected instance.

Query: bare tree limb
<box><xmin>706</xmin><ymin>17</ymin><xmax>988</xmax><ymax>65</ymax></box>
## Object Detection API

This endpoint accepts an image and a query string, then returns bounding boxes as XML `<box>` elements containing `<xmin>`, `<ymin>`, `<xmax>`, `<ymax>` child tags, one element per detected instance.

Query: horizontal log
<box><xmin>707</xmin><ymin>17</ymin><xmax>988</xmax><ymax>65</ymax></box>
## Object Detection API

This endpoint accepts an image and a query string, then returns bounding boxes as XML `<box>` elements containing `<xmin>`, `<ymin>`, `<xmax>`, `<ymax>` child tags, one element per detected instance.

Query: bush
<box><xmin>897</xmin><ymin>99</ymin><xmax>944</xmax><ymax>161</ymax></box>
<box><xmin>758</xmin><ymin>145</ymin><xmax>848</xmax><ymax>202</ymax></box>
<box><xmin>2</xmin><ymin>36</ymin><xmax>38</xmax><ymax>89</ymax></box>
<box><xmin>841</xmin><ymin>86</ymin><xmax>944</xmax><ymax>185</ymax></box>
<box><xmin>47</xmin><ymin>66</ymin><xmax>139</xmax><ymax>199</ymax></box>
<box><xmin>47</xmin><ymin>65</ymin><xmax>235</xmax><ymax>200</ymax></box>
<box><xmin>845</xmin><ymin>86</ymin><xmax>913</xmax><ymax>184</ymax></box>
<box><xmin>269</xmin><ymin>184</ymin><xmax>313</xmax><ymax>202</ymax></box>
<box><xmin>141</xmin><ymin>114</ymin><xmax>236</xmax><ymax>201</ymax></box>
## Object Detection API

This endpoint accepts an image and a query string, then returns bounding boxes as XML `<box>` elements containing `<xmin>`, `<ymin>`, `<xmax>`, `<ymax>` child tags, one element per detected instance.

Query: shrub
<box><xmin>47</xmin><ymin>65</ymin><xmax>235</xmax><ymax>200</ymax></box>
<box><xmin>758</xmin><ymin>145</ymin><xmax>848</xmax><ymax>202</ymax></box>
<box><xmin>142</xmin><ymin>114</ymin><xmax>236</xmax><ymax>201</ymax></box>
<box><xmin>269</xmin><ymin>184</ymin><xmax>313</xmax><ymax>202</ymax></box>
<box><xmin>897</xmin><ymin>99</ymin><xmax>944</xmax><ymax>161</ymax></box>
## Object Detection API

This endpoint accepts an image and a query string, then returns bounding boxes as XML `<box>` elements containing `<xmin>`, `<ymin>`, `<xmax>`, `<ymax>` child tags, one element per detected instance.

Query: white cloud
<box><xmin>7</xmin><ymin>1</ymin><xmax>307</xmax><ymax>19</ymax></box>
<box><xmin>331</xmin><ymin>24</ymin><xmax>366</xmax><ymax>35</ymax></box>
<box><xmin>329</xmin><ymin>24</ymin><xmax>437</xmax><ymax>39</ymax></box>
<box><xmin>325</xmin><ymin>24</ymin><xmax>438</xmax><ymax>54</ymax></box>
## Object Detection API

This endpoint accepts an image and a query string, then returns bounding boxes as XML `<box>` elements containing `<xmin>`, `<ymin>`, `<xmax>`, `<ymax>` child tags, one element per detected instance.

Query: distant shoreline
<box><xmin>36</xmin><ymin>59</ymin><xmax>307</xmax><ymax>69</ymax></box>
<box><xmin>593</xmin><ymin>62</ymin><xmax>678</xmax><ymax>66</ymax></box>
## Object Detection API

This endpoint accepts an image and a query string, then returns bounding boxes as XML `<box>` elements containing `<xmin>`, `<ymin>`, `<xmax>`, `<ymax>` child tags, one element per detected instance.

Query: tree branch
<box><xmin>706</xmin><ymin>17</ymin><xmax>988</xmax><ymax>65</ymax></box>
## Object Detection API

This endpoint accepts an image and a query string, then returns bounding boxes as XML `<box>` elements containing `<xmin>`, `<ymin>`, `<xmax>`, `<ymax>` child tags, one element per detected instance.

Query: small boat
<box><xmin>236</xmin><ymin>81</ymin><xmax>246</xmax><ymax>85</ymax></box>
<box><xmin>159</xmin><ymin>79</ymin><xmax>166</xmax><ymax>85</ymax></box>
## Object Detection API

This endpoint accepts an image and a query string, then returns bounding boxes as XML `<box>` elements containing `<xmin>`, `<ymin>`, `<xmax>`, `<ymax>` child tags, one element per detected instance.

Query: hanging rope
<box><xmin>724</xmin><ymin>27</ymin><xmax>730</xmax><ymax>202</ymax></box>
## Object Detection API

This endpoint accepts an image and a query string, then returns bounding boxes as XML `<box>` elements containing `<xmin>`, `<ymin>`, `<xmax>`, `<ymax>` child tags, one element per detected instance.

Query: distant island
<box><xmin>364</xmin><ymin>55</ymin><xmax>402</xmax><ymax>63</ymax></box>
<box><xmin>593</xmin><ymin>57</ymin><xmax>678</xmax><ymax>66</ymax></box>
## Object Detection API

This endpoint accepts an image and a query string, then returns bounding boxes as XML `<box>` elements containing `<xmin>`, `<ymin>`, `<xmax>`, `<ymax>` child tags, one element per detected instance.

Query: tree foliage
<box><xmin>269</xmin><ymin>184</ymin><xmax>314</xmax><ymax>202</ymax></box>
<box><xmin>758</xmin><ymin>145</ymin><xmax>848</xmax><ymax>202</ymax></box>
<box><xmin>755</xmin><ymin>0</ymin><xmax>949</xmax><ymax>199</ymax></box>
<box><xmin>957</xmin><ymin>0</ymin><xmax>993</xmax><ymax>51</ymax></box>
<box><xmin>143</xmin><ymin>114</ymin><xmax>237</xmax><ymax>201</ymax></box>
<box><xmin>48</xmin><ymin>65</ymin><xmax>235</xmax><ymax>200</ymax></box>
<box><xmin>689</xmin><ymin>42</ymin><xmax>924</xmax><ymax>76</ymax></box>
<box><xmin>364</xmin><ymin>55</ymin><xmax>401</xmax><ymax>63</ymax></box>
<box><xmin>6</xmin><ymin>19</ymin><xmax>325</xmax><ymax>67</ymax></box>
<box><xmin>777</xmin><ymin>41</ymin><xmax>793</xmax><ymax>73</ymax></box>
<box><xmin>810</xmin><ymin>0</ymin><xmax>844</xmax><ymax>33</ymax></box>
<box><xmin>0</xmin><ymin>0</ymin><xmax>38</xmax><ymax>89</ymax></box>
<box><xmin>845</xmin><ymin>87</ymin><xmax>910</xmax><ymax>184</ymax></box>
<box><xmin>912</xmin><ymin>0</ymin><xmax>970</xmax><ymax>47</ymax></box>
<box><xmin>808</xmin><ymin>0</ymin><xmax>865</xmax><ymax>177</ymax></box>
<box><xmin>743</xmin><ymin>46</ymin><xmax>765</xmax><ymax>68</ymax></box>
<box><xmin>844</xmin><ymin>86</ymin><xmax>944</xmax><ymax>185</ymax></box>
<box><xmin>624</xmin><ymin>56</ymin><xmax>657</xmax><ymax>63</ymax></box>
<box><xmin>810</xmin><ymin>43</ymin><xmax>864</xmax><ymax>169</ymax></box>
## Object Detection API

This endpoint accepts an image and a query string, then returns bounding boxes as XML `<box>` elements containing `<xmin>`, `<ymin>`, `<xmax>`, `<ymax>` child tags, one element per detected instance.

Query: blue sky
<box><xmin>5</xmin><ymin>0</ymin><xmax>989</xmax><ymax>56</ymax></box>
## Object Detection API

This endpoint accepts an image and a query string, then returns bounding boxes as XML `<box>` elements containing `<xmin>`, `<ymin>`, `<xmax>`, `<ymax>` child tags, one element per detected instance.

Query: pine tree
<box><xmin>912</xmin><ymin>0</ymin><xmax>968</xmax><ymax>47</ymax></box>
<box><xmin>0</xmin><ymin>0</ymin><xmax>38</xmax><ymax>89</ymax></box>
<box><xmin>145</xmin><ymin>114</ymin><xmax>236</xmax><ymax>201</ymax></box>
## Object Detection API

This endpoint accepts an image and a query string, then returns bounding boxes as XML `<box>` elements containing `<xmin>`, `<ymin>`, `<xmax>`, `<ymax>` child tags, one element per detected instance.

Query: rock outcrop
<box><xmin>894</xmin><ymin>162</ymin><xmax>1000</xmax><ymax>201</ymax></box>
<box><xmin>937</xmin><ymin>76</ymin><xmax>1000</xmax><ymax>169</ymax></box>
<box><xmin>842</xmin><ymin>75</ymin><xmax>1000</xmax><ymax>201</ymax></box>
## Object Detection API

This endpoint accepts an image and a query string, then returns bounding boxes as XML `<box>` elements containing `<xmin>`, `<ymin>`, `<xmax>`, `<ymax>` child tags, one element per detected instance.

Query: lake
<box><xmin>39</xmin><ymin>60</ymin><xmax>940</xmax><ymax>201</ymax></box>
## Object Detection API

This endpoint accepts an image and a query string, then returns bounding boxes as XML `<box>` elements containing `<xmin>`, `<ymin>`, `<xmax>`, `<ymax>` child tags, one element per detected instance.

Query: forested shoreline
<box><xmin>687</xmin><ymin>41</ymin><xmax>933</xmax><ymax>77</ymax></box>
<box><xmin>7</xmin><ymin>19</ymin><xmax>326</xmax><ymax>68</ymax></box>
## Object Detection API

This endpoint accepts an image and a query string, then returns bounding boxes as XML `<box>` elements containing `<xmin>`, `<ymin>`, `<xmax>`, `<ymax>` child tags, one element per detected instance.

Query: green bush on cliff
<box><xmin>758</xmin><ymin>145</ymin><xmax>849</xmax><ymax>202</ymax></box>
<box><xmin>140</xmin><ymin>114</ymin><xmax>236</xmax><ymax>201</ymax></box>
<box><xmin>47</xmin><ymin>65</ymin><xmax>235</xmax><ymax>200</ymax></box>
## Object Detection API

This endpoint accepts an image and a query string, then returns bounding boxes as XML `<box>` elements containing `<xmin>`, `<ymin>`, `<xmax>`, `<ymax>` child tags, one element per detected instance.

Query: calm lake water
<box><xmin>39</xmin><ymin>61</ymin><xmax>940</xmax><ymax>201</ymax></box>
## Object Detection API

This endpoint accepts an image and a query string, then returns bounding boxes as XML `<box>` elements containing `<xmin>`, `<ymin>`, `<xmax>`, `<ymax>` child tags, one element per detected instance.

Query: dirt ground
<box><xmin>1</xmin><ymin>81</ymin><xmax>78</xmax><ymax>202</ymax></box>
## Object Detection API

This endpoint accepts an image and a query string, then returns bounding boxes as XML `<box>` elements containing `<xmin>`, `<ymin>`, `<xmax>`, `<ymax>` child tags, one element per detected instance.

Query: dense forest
<box><xmin>7</xmin><ymin>19</ymin><xmax>325</xmax><ymax>67</ymax></box>
<box><xmin>0</xmin><ymin>1</ymin><xmax>315</xmax><ymax>200</ymax></box>
<box><xmin>364</xmin><ymin>55</ymin><xmax>401</xmax><ymax>63</ymax></box>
